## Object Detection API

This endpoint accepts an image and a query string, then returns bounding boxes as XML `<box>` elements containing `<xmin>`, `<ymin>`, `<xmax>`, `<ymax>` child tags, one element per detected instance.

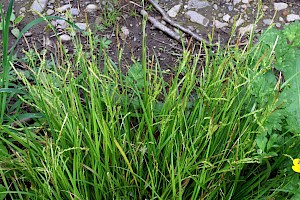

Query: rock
<box><xmin>30</xmin><ymin>0</ymin><xmax>48</xmax><ymax>14</ymax></box>
<box><xmin>263</xmin><ymin>19</ymin><xmax>273</xmax><ymax>25</ymax></box>
<box><xmin>167</xmin><ymin>4</ymin><xmax>181</xmax><ymax>18</ymax></box>
<box><xmin>185</xmin><ymin>10</ymin><xmax>209</xmax><ymax>27</ymax></box>
<box><xmin>274</xmin><ymin>2</ymin><xmax>288</xmax><ymax>11</ymax></box>
<box><xmin>121</xmin><ymin>26</ymin><xmax>130</xmax><ymax>36</ymax></box>
<box><xmin>242</xmin><ymin>0</ymin><xmax>250</xmax><ymax>3</ymax></box>
<box><xmin>19</xmin><ymin>7</ymin><xmax>26</xmax><ymax>14</ymax></box>
<box><xmin>75</xmin><ymin>23</ymin><xmax>87</xmax><ymax>30</ymax></box>
<box><xmin>279</xmin><ymin>17</ymin><xmax>284</xmax><ymax>22</ymax></box>
<box><xmin>46</xmin><ymin>9</ymin><xmax>54</xmax><ymax>15</ymax></box>
<box><xmin>223</xmin><ymin>14</ymin><xmax>231</xmax><ymax>22</ymax></box>
<box><xmin>56</xmin><ymin>19</ymin><xmax>66</xmax><ymax>26</ymax></box>
<box><xmin>70</xmin><ymin>8</ymin><xmax>79</xmax><ymax>16</ymax></box>
<box><xmin>24</xmin><ymin>31</ymin><xmax>33</xmax><ymax>37</ymax></box>
<box><xmin>236</xmin><ymin>18</ymin><xmax>245</xmax><ymax>27</ymax></box>
<box><xmin>187</xmin><ymin>0</ymin><xmax>210</xmax><ymax>9</ymax></box>
<box><xmin>233</xmin><ymin>0</ymin><xmax>241</xmax><ymax>5</ymax></box>
<box><xmin>57</xmin><ymin>4</ymin><xmax>71</xmax><ymax>12</ymax></box>
<box><xmin>215</xmin><ymin>20</ymin><xmax>228</xmax><ymax>29</ymax></box>
<box><xmin>85</xmin><ymin>4</ymin><xmax>98</xmax><ymax>13</ymax></box>
<box><xmin>286</xmin><ymin>14</ymin><xmax>300</xmax><ymax>22</ymax></box>
<box><xmin>262</xmin><ymin>5</ymin><xmax>268</xmax><ymax>12</ymax></box>
<box><xmin>59</xmin><ymin>34</ymin><xmax>71</xmax><ymax>42</ymax></box>
<box><xmin>276</xmin><ymin>23</ymin><xmax>281</xmax><ymax>28</ymax></box>
<box><xmin>213</xmin><ymin>4</ymin><xmax>218</xmax><ymax>10</ymax></box>
<box><xmin>239</xmin><ymin>24</ymin><xmax>256</xmax><ymax>36</ymax></box>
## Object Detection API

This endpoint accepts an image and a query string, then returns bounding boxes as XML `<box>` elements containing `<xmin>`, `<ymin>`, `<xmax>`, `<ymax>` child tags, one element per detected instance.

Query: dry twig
<box><xmin>140</xmin><ymin>10</ymin><xmax>181</xmax><ymax>41</ymax></box>
<box><xmin>146</xmin><ymin>0</ymin><xmax>209</xmax><ymax>44</ymax></box>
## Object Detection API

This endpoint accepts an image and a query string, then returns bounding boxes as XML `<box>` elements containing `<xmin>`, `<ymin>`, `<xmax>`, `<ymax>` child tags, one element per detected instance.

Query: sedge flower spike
<box><xmin>292</xmin><ymin>159</ymin><xmax>300</xmax><ymax>173</ymax></box>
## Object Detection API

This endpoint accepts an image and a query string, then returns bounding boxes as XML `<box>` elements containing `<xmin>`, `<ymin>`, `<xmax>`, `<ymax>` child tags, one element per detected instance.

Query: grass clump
<box><xmin>1</xmin><ymin>1</ymin><xmax>300</xmax><ymax>200</ymax></box>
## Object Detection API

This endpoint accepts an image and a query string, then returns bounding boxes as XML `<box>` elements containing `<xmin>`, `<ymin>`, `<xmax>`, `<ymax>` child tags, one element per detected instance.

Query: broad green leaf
<box><xmin>256</xmin><ymin>133</ymin><xmax>268</xmax><ymax>151</ymax></box>
<box><xmin>14</xmin><ymin>15</ymin><xmax>24</xmax><ymax>25</ymax></box>
<box><xmin>9</xmin><ymin>12</ymin><xmax>15</xmax><ymax>22</ymax></box>
<box><xmin>11</xmin><ymin>28</ymin><xmax>20</xmax><ymax>38</ymax></box>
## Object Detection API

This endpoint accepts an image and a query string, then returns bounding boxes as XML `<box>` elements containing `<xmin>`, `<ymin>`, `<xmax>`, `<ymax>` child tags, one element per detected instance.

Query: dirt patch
<box><xmin>1</xmin><ymin>0</ymin><xmax>300</xmax><ymax>71</ymax></box>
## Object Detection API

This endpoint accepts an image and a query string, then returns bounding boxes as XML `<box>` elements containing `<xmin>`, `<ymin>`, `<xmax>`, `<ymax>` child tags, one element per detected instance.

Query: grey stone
<box><xmin>276</xmin><ymin>23</ymin><xmax>281</xmax><ymax>28</ymax></box>
<box><xmin>85</xmin><ymin>4</ymin><xmax>98</xmax><ymax>13</ymax></box>
<box><xmin>263</xmin><ymin>19</ymin><xmax>273</xmax><ymax>25</ymax></box>
<box><xmin>19</xmin><ymin>7</ymin><xmax>26</xmax><ymax>14</ymax></box>
<box><xmin>57</xmin><ymin>4</ymin><xmax>71</xmax><ymax>12</ymax></box>
<box><xmin>187</xmin><ymin>0</ymin><xmax>210</xmax><ymax>9</ymax></box>
<box><xmin>215</xmin><ymin>20</ymin><xmax>228</xmax><ymax>29</ymax></box>
<box><xmin>24</xmin><ymin>31</ymin><xmax>33</xmax><ymax>37</ymax></box>
<box><xmin>31</xmin><ymin>0</ymin><xmax>48</xmax><ymax>14</ymax></box>
<box><xmin>167</xmin><ymin>4</ymin><xmax>181</xmax><ymax>18</ymax></box>
<box><xmin>75</xmin><ymin>22</ymin><xmax>87</xmax><ymax>30</ymax></box>
<box><xmin>185</xmin><ymin>10</ymin><xmax>209</xmax><ymax>27</ymax></box>
<box><xmin>236</xmin><ymin>18</ymin><xmax>245</xmax><ymax>27</ymax></box>
<box><xmin>46</xmin><ymin>9</ymin><xmax>54</xmax><ymax>15</ymax></box>
<box><xmin>274</xmin><ymin>2</ymin><xmax>288</xmax><ymax>11</ymax></box>
<box><xmin>59</xmin><ymin>34</ymin><xmax>71</xmax><ymax>42</ymax></box>
<box><xmin>223</xmin><ymin>14</ymin><xmax>230</xmax><ymax>22</ymax></box>
<box><xmin>233</xmin><ymin>0</ymin><xmax>241</xmax><ymax>5</ymax></box>
<box><xmin>70</xmin><ymin>8</ymin><xmax>79</xmax><ymax>16</ymax></box>
<box><xmin>121</xmin><ymin>26</ymin><xmax>130</xmax><ymax>36</ymax></box>
<box><xmin>287</xmin><ymin>14</ymin><xmax>300</xmax><ymax>22</ymax></box>
<box><xmin>56</xmin><ymin>19</ymin><xmax>67</xmax><ymax>29</ymax></box>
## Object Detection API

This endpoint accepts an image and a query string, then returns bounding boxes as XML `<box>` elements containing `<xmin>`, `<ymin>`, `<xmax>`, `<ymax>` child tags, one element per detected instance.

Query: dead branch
<box><xmin>140</xmin><ymin>10</ymin><xmax>181</xmax><ymax>42</ymax></box>
<box><xmin>147</xmin><ymin>0</ymin><xmax>209</xmax><ymax>44</ymax></box>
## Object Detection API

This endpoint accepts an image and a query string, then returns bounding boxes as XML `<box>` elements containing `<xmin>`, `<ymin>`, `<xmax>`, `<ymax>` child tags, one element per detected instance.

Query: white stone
<box><xmin>215</xmin><ymin>20</ymin><xmax>228</xmax><ymax>29</ymax></box>
<box><xmin>46</xmin><ymin>9</ymin><xmax>54</xmax><ymax>15</ymax></box>
<box><xmin>59</xmin><ymin>34</ymin><xmax>71</xmax><ymax>42</ymax></box>
<box><xmin>70</xmin><ymin>8</ymin><xmax>79</xmax><ymax>16</ymax></box>
<box><xmin>85</xmin><ymin>4</ymin><xmax>98</xmax><ymax>13</ymax></box>
<box><xmin>75</xmin><ymin>23</ymin><xmax>87</xmax><ymax>30</ymax></box>
<box><xmin>276</xmin><ymin>23</ymin><xmax>281</xmax><ymax>28</ymax></box>
<box><xmin>286</xmin><ymin>14</ymin><xmax>300</xmax><ymax>22</ymax></box>
<box><xmin>213</xmin><ymin>4</ymin><xmax>218</xmax><ymax>10</ymax></box>
<box><xmin>167</xmin><ymin>4</ymin><xmax>181</xmax><ymax>18</ymax></box>
<box><xmin>187</xmin><ymin>0</ymin><xmax>210</xmax><ymax>9</ymax></box>
<box><xmin>223</xmin><ymin>14</ymin><xmax>231</xmax><ymax>22</ymax></box>
<box><xmin>262</xmin><ymin>5</ymin><xmax>268</xmax><ymax>12</ymax></box>
<box><xmin>242</xmin><ymin>0</ymin><xmax>250</xmax><ymax>3</ymax></box>
<box><xmin>19</xmin><ymin>7</ymin><xmax>26</xmax><ymax>14</ymax></box>
<box><xmin>274</xmin><ymin>3</ymin><xmax>288</xmax><ymax>11</ymax></box>
<box><xmin>56</xmin><ymin>19</ymin><xmax>67</xmax><ymax>29</ymax></box>
<box><xmin>121</xmin><ymin>26</ymin><xmax>130</xmax><ymax>36</ymax></box>
<box><xmin>57</xmin><ymin>4</ymin><xmax>71</xmax><ymax>12</ymax></box>
<box><xmin>236</xmin><ymin>18</ymin><xmax>245</xmax><ymax>27</ymax></box>
<box><xmin>279</xmin><ymin>17</ymin><xmax>284</xmax><ymax>22</ymax></box>
<box><xmin>185</xmin><ymin>10</ymin><xmax>209</xmax><ymax>27</ymax></box>
<box><xmin>239</xmin><ymin>24</ymin><xmax>256</xmax><ymax>36</ymax></box>
<box><xmin>24</xmin><ymin>31</ymin><xmax>33</xmax><ymax>37</ymax></box>
<box><xmin>233</xmin><ymin>0</ymin><xmax>241</xmax><ymax>5</ymax></box>
<box><xmin>30</xmin><ymin>0</ymin><xmax>48</xmax><ymax>14</ymax></box>
<box><xmin>263</xmin><ymin>19</ymin><xmax>273</xmax><ymax>25</ymax></box>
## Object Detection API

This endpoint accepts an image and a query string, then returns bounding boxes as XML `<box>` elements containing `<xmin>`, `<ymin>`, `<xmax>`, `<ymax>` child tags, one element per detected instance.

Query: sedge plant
<box><xmin>1</xmin><ymin>1</ymin><xmax>299</xmax><ymax>199</ymax></box>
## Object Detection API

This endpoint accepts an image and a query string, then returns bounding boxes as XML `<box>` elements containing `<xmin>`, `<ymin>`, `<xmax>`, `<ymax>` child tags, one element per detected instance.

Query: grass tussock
<box><xmin>1</xmin><ymin>1</ymin><xmax>300</xmax><ymax>199</ymax></box>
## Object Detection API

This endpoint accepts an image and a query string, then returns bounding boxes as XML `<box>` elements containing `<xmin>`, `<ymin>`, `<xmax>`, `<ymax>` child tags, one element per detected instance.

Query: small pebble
<box><xmin>59</xmin><ymin>34</ymin><xmax>71</xmax><ymax>42</ymax></box>
<box><xmin>85</xmin><ymin>4</ymin><xmax>98</xmax><ymax>13</ymax></box>
<box><xmin>46</xmin><ymin>9</ymin><xmax>54</xmax><ymax>15</ymax></box>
